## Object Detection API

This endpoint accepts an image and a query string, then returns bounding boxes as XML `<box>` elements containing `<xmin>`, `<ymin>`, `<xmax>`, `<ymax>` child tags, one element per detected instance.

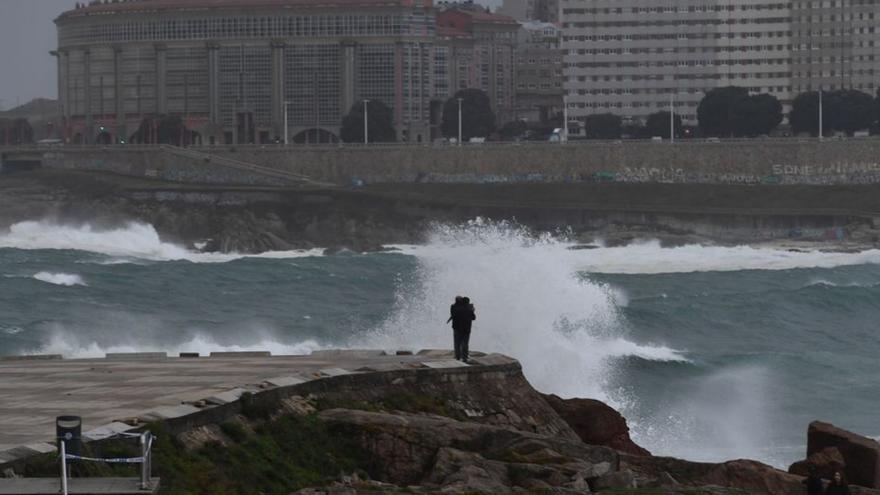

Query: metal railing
<box><xmin>58</xmin><ymin>431</ymin><xmax>154</xmax><ymax>495</ymax></box>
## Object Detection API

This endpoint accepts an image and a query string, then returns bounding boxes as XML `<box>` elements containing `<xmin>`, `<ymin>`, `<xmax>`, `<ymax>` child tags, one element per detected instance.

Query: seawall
<box><xmin>6</xmin><ymin>139</ymin><xmax>880</xmax><ymax>186</ymax></box>
<box><xmin>212</xmin><ymin>138</ymin><xmax>880</xmax><ymax>185</ymax></box>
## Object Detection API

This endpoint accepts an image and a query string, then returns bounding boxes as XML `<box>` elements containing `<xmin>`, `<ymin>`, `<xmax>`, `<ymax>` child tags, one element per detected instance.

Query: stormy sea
<box><xmin>1</xmin><ymin>218</ymin><xmax>878</xmax><ymax>468</ymax></box>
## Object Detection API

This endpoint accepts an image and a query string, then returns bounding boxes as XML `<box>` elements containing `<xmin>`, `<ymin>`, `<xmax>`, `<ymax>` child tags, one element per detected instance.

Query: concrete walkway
<box><xmin>0</xmin><ymin>477</ymin><xmax>157</xmax><ymax>494</ymax></box>
<box><xmin>0</xmin><ymin>349</ymin><xmax>477</xmax><ymax>466</ymax></box>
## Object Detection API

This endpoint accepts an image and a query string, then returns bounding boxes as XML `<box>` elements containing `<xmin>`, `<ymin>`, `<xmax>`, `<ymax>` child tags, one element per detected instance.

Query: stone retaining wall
<box><xmin>223</xmin><ymin>139</ymin><xmax>880</xmax><ymax>185</ymax></box>
<box><xmin>8</xmin><ymin>139</ymin><xmax>880</xmax><ymax>186</ymax></box>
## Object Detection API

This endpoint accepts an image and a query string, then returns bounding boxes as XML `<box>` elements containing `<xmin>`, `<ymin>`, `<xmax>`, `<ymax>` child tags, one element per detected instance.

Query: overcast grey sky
<box><xmin>0</xmin><ymin>0</ymin><xmax>75</xmax><ymax>110</ymax></box>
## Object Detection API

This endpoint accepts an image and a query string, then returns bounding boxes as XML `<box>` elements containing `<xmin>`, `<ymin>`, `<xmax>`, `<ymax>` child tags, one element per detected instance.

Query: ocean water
<box><xmin>1</xmin><ymin>218</ymin><xmax>879</xmax><ymax>468</ymax></box>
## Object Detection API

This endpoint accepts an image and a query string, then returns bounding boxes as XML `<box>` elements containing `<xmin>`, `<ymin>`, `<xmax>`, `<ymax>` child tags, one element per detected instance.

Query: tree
<box><xmin>826</xmin><ymin>89</ymin><xmax>875</xmax><ymax>134</ymax></box>
<box><xmin>876</xmin><ymin>88</ymin><xmax>880</xmax><ymax>131</ymax></box>
<box><xmin>789</xmin><ymin>91</ymin><xmax>825</xmax><ymax>136</ymax></box>
<box><xmin>644</xmin><ymin>111</ymin><xmax>682</xmax><ymax>139</ymax></box>
<box><xmin>697</xmin><ymin>87</ymin><xmax>783</xmax><ymax>137</ymax></box>
<box><xmin>340</xmin><ymin>100</ymin><xmax>396</xmax><ymax>143</ymax></box>
<box><xmin>154</xmin><ymin>115</ymin><xmax>186</xmax><ymax>145</ymax></box>
<box><xmin>130</xmin><ymin>118</ymin><xmax>154</xmax><ymax>144</ymax></box>
<box><xmin>0</xmin><ymin>118</ymin><xmax>33</xmax><ymax>145</ymax></box>
<box><xmin>790</xmin><ymin>89</ymin><xmax>876</xmax><ymax>136</ymax></box>
<box><xmin>742</xmin><ymin>94</ymin><xmax>783</xmax><ymax>136</ymax></box>
<box><xmin>697</xmin><ymin>87</ymin><xmax>751</xmax><ymax>137</ymax></box>
<box><xmin>583</xmin><ymin>113</ymin><xmax>622</xmax><ymax>139</ymax></box>
<box><xmin>441</xmin><ymin>89</ymin><xmax>495</xmax><ymax>141</ymax></box>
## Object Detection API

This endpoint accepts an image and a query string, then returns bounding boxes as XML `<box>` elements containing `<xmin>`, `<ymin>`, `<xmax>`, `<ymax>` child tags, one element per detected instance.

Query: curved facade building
<box><xmin>55</xmin><ymin>0</ymin><xmax>442</xmax><ymax>144</ymax></box>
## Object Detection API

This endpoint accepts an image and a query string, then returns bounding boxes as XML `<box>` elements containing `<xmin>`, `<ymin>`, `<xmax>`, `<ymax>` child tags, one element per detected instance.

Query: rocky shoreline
<box><xmin>2</xmin><ymin>169</ymin><xmax>880</xmax><ymax>254</ymax></box>
<box><xmin>16</xmin><ymin>351</ymin><xmax>870</xmax><ymax>495</ymax></box>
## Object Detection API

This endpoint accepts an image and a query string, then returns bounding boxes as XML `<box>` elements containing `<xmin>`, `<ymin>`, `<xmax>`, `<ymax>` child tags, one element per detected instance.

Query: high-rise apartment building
<box><xmin>55</xmin><ymin>0</ymin><xmax>444</xmax><ymax>145</ymax></box>
<box><xmin>561</xmin><ymin>1</ymin><xmax>793</xmax><ymax>130</ymax></box>
<box><xmin>499</xmin><ymin>0</ymin><xmax>559</xmax><ymax>23</ymax></box>
<box><xmin>791</xmin><ymin>1</ymin><xmax>880</xmax><ymax>94</ymax></box>
<box><xmin>437</xmin><ymin>7</ymin><xmax>520</xmax><ymax>123</ymax></box>
<box><xmin>559</xmin><ymin>1</ymin><xmax>880</xmax><ymax>133</ymax></box>
<box><xmin>514</xmin><ymin>21</ymin><xmax>563</xmax><ymax>124</ymax></box>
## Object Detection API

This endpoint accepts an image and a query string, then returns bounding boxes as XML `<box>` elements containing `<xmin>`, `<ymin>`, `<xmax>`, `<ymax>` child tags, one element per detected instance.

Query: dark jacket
<box><xmin>449</xmin><ymin>303</ymin><xmax>476</xmax><ymax>331</ymax></box>
<box><xmin>825</xmin><ymin>483</ymin><xmax>850</xmax><ymax>495</ymax></box>
<box><xmin>803</xmin><ymin>476</ymin><xmax>823</xmax><ymax>495</ymax></box>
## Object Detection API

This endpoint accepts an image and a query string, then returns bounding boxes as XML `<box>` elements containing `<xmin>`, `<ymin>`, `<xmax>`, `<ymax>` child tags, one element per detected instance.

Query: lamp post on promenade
<box><xmin>562</xmin><ymin>94</ymin><xmax>569</xmax><ymax>143</ymax></box>
<box><xmin>818</xmin><ymin>88</ymin><xmax>823</xmax><ymax>141</ymax></box>
<box><xmin>283</xmin><ymin>101</ymin><xmax>290</xmax><ymax>146</ymax></box>
<box><xmin>457</xmin><ymin>98</ymin><xmax>463</xmax><ymax>145</ymax></box>
<box><xmin>670</xmin><ymin>92</ymin><xmax>675</xmax><ymax>144</ymax></box>
<box><xmin>363</xmin><ymin>99</ymin><xmax>370</xmax><ymax>144</ymax></box>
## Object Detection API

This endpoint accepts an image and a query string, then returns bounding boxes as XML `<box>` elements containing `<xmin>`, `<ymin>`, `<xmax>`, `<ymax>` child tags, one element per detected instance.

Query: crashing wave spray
<box><xmin>362</xmin><ymin>219</ymin><xmax>686</xmax><ymax>401</ymax></box>
<box><xmin>366</xmin><ymin>220</ymin><xmax>788</xmax><ymax>465</ymax></box>
<box><xmin>0</xmin><ymin>220</ymin><xmax>324</xmax><ymax>262</ymax></box>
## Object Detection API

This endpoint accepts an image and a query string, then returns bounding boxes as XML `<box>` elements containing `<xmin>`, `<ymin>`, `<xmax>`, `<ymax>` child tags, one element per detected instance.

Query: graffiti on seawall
<box><xmin>771</xmin><ymin>162</ymin><xmax>880</xmax><ymax>176</ymax></box>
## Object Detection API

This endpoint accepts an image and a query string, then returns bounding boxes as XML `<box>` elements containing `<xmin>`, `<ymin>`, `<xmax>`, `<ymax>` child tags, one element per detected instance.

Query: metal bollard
<box><xmin>139</xmin><ymin>431</ymin><xmax>154</xmax><ymax>489</ymax></box>
<box><xmin>140</xmin><ymin>433</ymin><xmax>148</xmax><ymax>490</ymax></box>
<box><xmin>59</xmin><ymin>440</ymin><xmax>68</xmax><ymax>495</ymax></box>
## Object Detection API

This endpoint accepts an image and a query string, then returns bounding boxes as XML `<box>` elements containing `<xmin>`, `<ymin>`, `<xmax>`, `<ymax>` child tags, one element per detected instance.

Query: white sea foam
<box><xmin>570</xmin><ymin>240</ymin><xmax>880</xmax><ymax>274</ymax></box>
<box><xmin>0</xmin><ymin>326</ymin><xmax>23</xmax><ymax>335</ymax></box>
<box><xmin>33</xmin><ymin>272</ymin><xmax>87</xmax><ymax>287</ymax></box>
<box><xmin>0</xmin><ymin>220</ymin><xmax>325</xmax><ymax>263</ymax></box>
<box><xmin>363</xmin><ymin>219</ymin><xmax>687</xmax><ymax>402</ymax></box>
<box><xmin>393</xmin><ymin>238</ymin><xmax>880</xmax><ymax>274</ymax></box>
<box><xmin>31</xmin><ymin>332</ymin><xmax>323</xmax><ymax>359</ymax></box>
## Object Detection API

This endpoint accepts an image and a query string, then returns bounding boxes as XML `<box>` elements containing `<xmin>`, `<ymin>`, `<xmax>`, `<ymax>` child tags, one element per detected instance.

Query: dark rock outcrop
<box><xmin>789</xmin><ymin>446</ymin><xmax>846</xmax><ymax>480</ymax></box>
<box><xmin>319</xmin><ymin>408</ymin><xmax>620</xmax><ymax>493</ymax></box>
<box><xmin>623</xmin><ymin>454</ymin><xmax>813</xmax><ymax>495</ymax></box>
<box><xmin>789</xmin><ymin>421</ymin><xmax>880</xmax><ymax>489</ymax></box>
<box><xmin>542</xmin><ymin>393</ymin><xmax>651</xmax><ymax>456</ymax></box>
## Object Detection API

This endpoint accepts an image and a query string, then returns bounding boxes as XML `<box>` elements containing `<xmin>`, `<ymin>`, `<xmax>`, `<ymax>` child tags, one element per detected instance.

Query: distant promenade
<box><xmin>4</xmin><ymin>138</ymin><xmax>880</xmax><ymax>187</ymax></box>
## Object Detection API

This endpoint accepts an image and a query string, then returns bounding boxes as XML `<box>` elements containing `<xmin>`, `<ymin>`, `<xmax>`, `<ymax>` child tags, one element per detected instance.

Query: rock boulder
<box><xmin>789</xmin><ymin>446</ymin><xmax>846</xmax><ymax>480</ymax></box>
<box><xmin>542</xmin><ymin>393</ymin><xmax>651</xmax><ymax>456</ymax></box>
<box><xmin>622</xmin><ymin>454</ymin><xmax>808</xmax><ymax>495</ymax></box>
<box><xmin>318</xmin><ymin>408</ymin><xmax>622</xmax><ymax>493</ymax></box>
<box><xmin>806</xmin><ymin>421</ymin><xmax>880</xmax><ymax>488</ymax></box>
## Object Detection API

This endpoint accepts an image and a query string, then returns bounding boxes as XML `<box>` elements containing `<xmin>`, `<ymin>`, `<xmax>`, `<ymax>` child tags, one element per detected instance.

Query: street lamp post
<box><xmin>457</xmin><ymin>98</ymin><xmax>463</xmax><ymax>145</ymax></box>
<box><xmin>670</xmin><ymin>92</ymin><xmax>675</xmax><ymax>144</ymax></box>
<box><xmin>818</xmin><ymin>88</ymin><xmax>823</xmax><ymax>141</ymax></box>
<box><xmin>562</xmin><ymin>95</ymin><xmax>568</xmax><ymax>143</ymax></box>
<box><xmin>363</xmin><ymin>99</ymin><xmax>370</xmax><ymax>144</ymax></box>
<box><xmin>283</xmin><ymin>101</ymin><xmax>290</xmax><ymax>146</ymax></box>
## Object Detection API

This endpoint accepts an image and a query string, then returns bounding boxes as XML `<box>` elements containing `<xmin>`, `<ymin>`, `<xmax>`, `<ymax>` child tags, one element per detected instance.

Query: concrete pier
<box><xmin>0</xmin><ymin>350</ymin><xmax>484</xmax><ymax>468</ymax></box>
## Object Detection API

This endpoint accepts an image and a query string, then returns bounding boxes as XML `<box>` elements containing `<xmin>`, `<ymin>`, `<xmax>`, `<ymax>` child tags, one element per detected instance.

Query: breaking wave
<box><xmin>363</xmin><ymin>219</ymin><xmax>688</xmax><ymax>401</ymax></box>
<box><xmin>0</xmin><ymin>220</ymin><xmax>325</xmax><ymax>263</ymax></box>
<box><xmin>29</xmin><ymin>331</ymin><xmax>323</xmax><ymax>360</ymax></box>
<box><xmin>33</xmin><ymin>272</ymin><xmax>87</xmax><ymax>287</ymax></box>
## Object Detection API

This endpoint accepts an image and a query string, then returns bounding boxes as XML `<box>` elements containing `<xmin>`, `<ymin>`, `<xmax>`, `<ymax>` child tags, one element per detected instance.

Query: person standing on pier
<box><xmin>447</xmin><ymin>296</ymin><xmax>476</xmax><ymax>362</ymax></box>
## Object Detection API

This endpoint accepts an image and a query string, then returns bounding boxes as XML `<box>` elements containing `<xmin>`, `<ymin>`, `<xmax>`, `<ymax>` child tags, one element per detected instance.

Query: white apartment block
<box><xmin>561</xmin><ymin>1</ymin><xmax>874</xmax><ymax>130</ymax></box>
<box><xmin>791</xmin><ymin>0</ymin><xmax>880</xmax><ymax>94</ymax></box>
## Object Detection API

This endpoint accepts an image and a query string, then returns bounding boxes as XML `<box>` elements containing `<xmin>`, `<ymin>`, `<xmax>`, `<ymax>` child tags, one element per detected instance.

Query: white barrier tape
<box><xmin>76</xmin><ymin>431</ymin><xmax>145</xmax><ymax>440</ymax></box>
<box><xmin>64</xmin><ymin>454</ymin><xmax>145</xmax><ymax>464</ymax></box>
